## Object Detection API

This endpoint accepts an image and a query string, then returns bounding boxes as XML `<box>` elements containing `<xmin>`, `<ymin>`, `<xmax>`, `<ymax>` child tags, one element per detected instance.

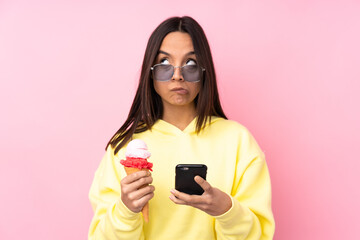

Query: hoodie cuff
<box><xmin>115</xmin><ymin>199</ymin><xmax>140</xmax><ymax>220</ymax></box>
<box><xmin>214</xmin><ymin>195</ymin><xmax>252</xmax><ymax>224</ymax></box>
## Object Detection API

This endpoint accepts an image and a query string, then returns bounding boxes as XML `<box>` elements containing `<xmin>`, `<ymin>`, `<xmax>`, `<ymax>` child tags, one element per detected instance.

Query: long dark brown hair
<box><xmin>107</xmin><ymin>16</ymin><xmax>227</xmax><ymax>154</ymax></box>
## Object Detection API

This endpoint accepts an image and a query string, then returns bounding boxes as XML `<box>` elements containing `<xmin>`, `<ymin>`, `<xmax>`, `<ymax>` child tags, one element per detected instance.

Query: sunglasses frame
<box><xmin>151</xmin><ymin>63</ymin><xmax>205</xmax><ymax>82</ymax></box>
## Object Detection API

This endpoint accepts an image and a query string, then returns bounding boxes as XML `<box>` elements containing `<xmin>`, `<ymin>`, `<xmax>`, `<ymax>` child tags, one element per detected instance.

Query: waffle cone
<box><xmin>124</xmin><ymin>167</ymin><xmax>150</xmax><ymax>222</ymax></box>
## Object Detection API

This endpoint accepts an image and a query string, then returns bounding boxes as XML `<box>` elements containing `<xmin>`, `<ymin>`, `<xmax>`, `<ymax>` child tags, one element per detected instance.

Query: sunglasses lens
<box><xmin>153</xmin><ymin>65</ymin><xmax>173</xmax><ymax>81</ymax></box>
<box><xmin>152</xmin><ymin>64</ymin><xmax>202</xmax><ymax>82</ymax></box>
<box><xmin>182</xmin><ymin>65</ymin><xmax>201</xmax><ymax>82</ymax></box>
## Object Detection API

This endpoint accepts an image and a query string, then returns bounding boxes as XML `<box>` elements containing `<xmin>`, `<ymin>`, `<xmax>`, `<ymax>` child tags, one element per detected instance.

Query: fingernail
<box><xmin>195</xmin><ymin>176</ymin><xmax>202</xmax><ymax>182</ymax></box>
<box><xmin>170</xmin><ymin>189</ymin><xmax>175</xmax><ymax>194</ymax></box>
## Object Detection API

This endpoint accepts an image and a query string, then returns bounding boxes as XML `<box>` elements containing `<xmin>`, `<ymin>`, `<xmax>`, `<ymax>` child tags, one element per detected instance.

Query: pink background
<box><xmin>1</xmin><ymin>0</ymin><xmax>359</xmax><ymax>239</ymax></box>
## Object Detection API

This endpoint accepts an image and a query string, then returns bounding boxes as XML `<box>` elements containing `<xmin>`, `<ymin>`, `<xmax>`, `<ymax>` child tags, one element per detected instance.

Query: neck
<box><xmin>162</xmin><ymin>103</ymin><xmax>197</xmax><ymax>131</ymax></box>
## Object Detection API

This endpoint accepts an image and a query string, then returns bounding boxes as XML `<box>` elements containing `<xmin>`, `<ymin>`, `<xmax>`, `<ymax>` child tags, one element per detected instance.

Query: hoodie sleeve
<box><xmin>88</xmin><ymin>146</ymin><xmax>145</xmax><ymax>240</ymax></box>
<box><xmin>214</xmin><ymin>129</ymin><xmax>275</xmax><ymax>240</ymax></box>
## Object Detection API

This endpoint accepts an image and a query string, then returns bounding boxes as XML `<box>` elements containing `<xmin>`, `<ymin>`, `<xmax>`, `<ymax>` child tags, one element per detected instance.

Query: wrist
<box><xmin>223</xmin><ymin>193</ymin><xmax>232</xmax><ymax>213</ymax></box>
<box><xmin>212</xmin><ymin>193</ymin><xmax>233</xmax><ymax>217</ymax></box>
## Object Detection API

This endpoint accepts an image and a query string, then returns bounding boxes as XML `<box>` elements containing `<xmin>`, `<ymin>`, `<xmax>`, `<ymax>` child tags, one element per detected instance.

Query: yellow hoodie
<box><xmin>89</xmin><ymin>117</ymin><xmax>275</xmax><ymax>239</ymax></box>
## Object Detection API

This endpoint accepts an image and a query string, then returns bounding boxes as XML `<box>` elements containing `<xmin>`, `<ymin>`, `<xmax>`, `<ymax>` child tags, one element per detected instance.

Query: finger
<box><xmin>170</xmin><ymin>189</ymin><xmax>203</xmax><ymax>204</ymax></box>
<box><xmin>128</xmin><ymin>185</ymin><xmax>155</xmax><ymax>201</ymax></box>
<box><xmin>132</xmin><ymin>175</ymin><xmax>153</xmax><ymax>190</ymax></box>
<box><xmin>169</xmin><ymin>194</ymin><xmax>187</xmax><ymax>205</ymax></box>
<box><xmin>132</xmin><ymin>191</ymin><xmax>155</xmax><ymax>212</ymax></box>
<box><xmin>122</xmin><ymin>170</ymin><xmax>151</xmax><ymax>184</ymax></box>
<box><xmin>194</xmin><ymin>176</ymin><xmax>212</xmax><ymax>193</ymax></box>
<box><xmin>169</xmin><ymin>192</ymin><xmax>210</xmax><ymax>212</ymax></box>
<box><xmin>122</xmin><ymin>175</ymin><xmax>153</xmax><ymax>193</ymax></box>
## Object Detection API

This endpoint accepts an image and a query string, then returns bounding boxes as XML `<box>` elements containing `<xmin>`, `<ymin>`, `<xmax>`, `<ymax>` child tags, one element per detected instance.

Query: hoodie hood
<box><xmin>151</xmin><ymin>116</ymin><xmax>223</xmax><ymax>136</ymax></box>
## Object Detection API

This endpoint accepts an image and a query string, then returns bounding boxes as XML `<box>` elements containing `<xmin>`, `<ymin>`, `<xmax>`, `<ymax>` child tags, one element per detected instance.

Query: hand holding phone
<box><xmin>175</xmin><ymin>164</ymin><xmax>207</xmax><ymax>195</ymax></box>
<box><xmin>171</xmin><ymin>164</ymin><xmax>232</xmax><ymax>216</ymax></box>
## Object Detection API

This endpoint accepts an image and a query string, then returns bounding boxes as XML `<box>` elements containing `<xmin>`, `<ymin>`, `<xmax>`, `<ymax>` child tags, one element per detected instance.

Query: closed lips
<box><xmin>171</xmin><ymin>87</ymin><xmax>188</xmax><ymax>94</ymax></box>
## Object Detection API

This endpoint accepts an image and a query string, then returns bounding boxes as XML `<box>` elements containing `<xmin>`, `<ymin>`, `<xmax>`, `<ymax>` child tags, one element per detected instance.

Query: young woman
<box><xmin>89</xmin><ymin>16</ymin><xmax>275</xmax><ymax>239</ymax></box>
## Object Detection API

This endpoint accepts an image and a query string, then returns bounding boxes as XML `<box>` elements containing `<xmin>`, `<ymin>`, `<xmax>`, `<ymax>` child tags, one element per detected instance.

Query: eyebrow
<box><xmin>158</xmin><ymin>50</ymin><xmax>195</xmax><ymax>56</ymax></box>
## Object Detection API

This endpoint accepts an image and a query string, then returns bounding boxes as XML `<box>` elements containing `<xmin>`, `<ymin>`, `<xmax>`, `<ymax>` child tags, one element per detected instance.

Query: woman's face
<box><xmin>153</xmin><ymin>32</ymin><xmax>201</xmax><ymax>109</ymax></box>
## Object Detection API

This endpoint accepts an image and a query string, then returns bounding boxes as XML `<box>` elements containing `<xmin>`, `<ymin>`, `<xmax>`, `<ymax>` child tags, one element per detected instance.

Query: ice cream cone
<box><xmin>124</xmin><ymin>166</ymin><xmax>150</xmax><ymax>222</ymax></box>
<box><xmin>121</xmin><ymin>139</ymin><xmax>153</xmax><ymax>223</ymax></box>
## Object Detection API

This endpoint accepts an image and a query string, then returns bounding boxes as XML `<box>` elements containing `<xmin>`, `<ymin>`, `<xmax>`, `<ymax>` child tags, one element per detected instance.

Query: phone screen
<box><xmin>175</xmin><ymin>164</ymin><xmax>207</xmax><ymax>195</ymax></box>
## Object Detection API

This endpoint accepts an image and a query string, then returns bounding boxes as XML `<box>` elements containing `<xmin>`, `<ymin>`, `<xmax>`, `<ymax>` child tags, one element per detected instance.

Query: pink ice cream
<box><xmin>120</xmin><ymin>139</ymin><xmax>153</xmax><ymax>171</ymax></box>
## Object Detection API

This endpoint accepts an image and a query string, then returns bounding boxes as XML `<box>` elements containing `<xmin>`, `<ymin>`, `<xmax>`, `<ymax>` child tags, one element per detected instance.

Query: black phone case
<box><xmin>175</xmin><ymin>164</ymin><xmax>207</xmax><ymax>195</ymax></box>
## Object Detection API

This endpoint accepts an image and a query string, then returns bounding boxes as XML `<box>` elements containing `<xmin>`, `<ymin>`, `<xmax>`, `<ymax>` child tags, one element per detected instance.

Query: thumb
<box><xmin>194</xmin><ymin>176</ymin><xmax>212</xmax><ymax>192</ymax></box>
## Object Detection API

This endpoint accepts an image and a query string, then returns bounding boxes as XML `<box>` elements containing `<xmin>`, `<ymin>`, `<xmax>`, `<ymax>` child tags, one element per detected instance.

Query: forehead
<box><xmin>159</xmin><ymin>32</ymin><xmax>194</xmax><ymax>54</ymax></box>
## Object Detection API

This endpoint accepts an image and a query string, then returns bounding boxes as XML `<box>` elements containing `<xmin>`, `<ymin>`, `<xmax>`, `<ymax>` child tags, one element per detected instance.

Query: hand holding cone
<box><xmin>123</xmin><ymin>166</ymin><xmax>150</xmax><ymax>222</ymax></box>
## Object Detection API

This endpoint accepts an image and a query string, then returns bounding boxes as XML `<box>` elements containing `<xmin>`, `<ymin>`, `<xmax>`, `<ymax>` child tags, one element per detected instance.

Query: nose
<box><xmin>172</xmin><ymin>66</ymin><xmax>184</xmax><ymax>81</ymax></box>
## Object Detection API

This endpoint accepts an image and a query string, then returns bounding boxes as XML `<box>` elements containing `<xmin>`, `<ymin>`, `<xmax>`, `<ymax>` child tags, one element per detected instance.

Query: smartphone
<box><xmin>175</xmin><ymin>164</ymin><xmax>207</xmax><ymax>195</ymax></box>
